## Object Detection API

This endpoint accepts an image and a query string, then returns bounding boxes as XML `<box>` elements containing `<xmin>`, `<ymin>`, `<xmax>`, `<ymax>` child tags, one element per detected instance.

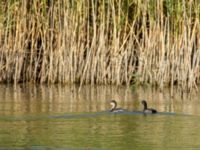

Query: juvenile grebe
<box><xmin>110</xmin><ymin>100</ymin><xmax>125</xmax><ymax>112</ymax></box>
<box><xmin>141</xmin><ymin>100</ymin><xmax>157</xmax><ymax>114</ymax></box>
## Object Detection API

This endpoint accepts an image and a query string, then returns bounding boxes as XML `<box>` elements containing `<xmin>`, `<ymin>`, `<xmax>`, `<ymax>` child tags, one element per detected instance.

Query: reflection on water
<box><xmin>0</xmin><ymin>84</ymin><xmax>200</xmax><ymax>149</ymax></box>
<box><xmin>0</xmin><ymin>84</ymin><xmax>200</xmax><ymax>115</ymax></box>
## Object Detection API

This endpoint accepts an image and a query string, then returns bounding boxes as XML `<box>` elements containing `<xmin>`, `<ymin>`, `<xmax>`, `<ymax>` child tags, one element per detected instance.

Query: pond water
<box><xmin>0</xmin><ymin>84</ymin><xmax>200</xmax><ymax>150</ymax></box>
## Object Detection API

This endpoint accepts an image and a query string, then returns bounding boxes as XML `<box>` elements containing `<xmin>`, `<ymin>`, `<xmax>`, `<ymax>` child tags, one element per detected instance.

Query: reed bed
<box><xmin>0</xmin><ymin>0</ymin><xmax>200</xmax><ymax>92</ymax></box>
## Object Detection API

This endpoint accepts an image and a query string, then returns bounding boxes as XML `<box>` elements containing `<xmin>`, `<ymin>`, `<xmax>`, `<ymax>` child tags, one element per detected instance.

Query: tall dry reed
<box><xmin>0</xmin><ymin>0</ymin><xmax>200</xmax><ymax>92</ymax></box>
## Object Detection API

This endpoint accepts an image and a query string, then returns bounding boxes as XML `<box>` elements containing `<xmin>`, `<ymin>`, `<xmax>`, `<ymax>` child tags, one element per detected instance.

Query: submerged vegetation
<box><xmin>0</xmin><ymin>0</ymin><xmax>200</xmax><ymax>91</ymax></box>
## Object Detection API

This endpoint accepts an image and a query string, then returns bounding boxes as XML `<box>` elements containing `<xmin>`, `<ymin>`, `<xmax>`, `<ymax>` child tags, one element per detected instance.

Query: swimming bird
<box><xmin>141</xmin><ymin>100</ymin><xmax>157</xmax><ymax>114</ymax></box>
<box><xmin>109</xmin><ymin>100</ymin><xmax>125</xmax><ymax>112</ymax></box>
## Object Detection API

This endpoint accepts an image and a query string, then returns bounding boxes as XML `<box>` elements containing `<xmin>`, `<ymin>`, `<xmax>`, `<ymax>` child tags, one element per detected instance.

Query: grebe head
<box><xmin>110</xmin><ymin>100</ymin><xmax>117</xmax><ymax>110</ymax></box>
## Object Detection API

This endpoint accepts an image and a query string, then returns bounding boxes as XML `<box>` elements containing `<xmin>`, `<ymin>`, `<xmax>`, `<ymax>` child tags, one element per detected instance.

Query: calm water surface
<box><xmin>0</xmin><ymin>84</ymin><xmax>200</xmax><ymax>150</ymax></box>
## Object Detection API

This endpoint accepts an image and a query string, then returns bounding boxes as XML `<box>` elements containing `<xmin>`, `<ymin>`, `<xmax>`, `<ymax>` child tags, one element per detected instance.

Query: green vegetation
<box><xmin>0</xmin><ymin>0</ymin><xmax>200</xmax><ymax>91</ymax></box>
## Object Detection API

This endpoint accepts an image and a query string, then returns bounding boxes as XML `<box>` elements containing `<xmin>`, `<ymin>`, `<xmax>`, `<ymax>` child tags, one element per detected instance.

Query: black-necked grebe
<box><xmin>141</xmin><ymin>100</ymin><xmax>157</xmax><ymax>114</ymax></box>
<box><xmin>110</xmin><ymin>100</ymin><xmax>125</xmax><ymax>112</ymax></box>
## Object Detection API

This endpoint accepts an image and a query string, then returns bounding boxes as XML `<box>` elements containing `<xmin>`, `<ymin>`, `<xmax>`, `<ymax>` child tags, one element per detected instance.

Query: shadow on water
<box><xmin>0</xmin><ymin>109</ymin><xmax>188</xmax><ymax>122</ymax></box>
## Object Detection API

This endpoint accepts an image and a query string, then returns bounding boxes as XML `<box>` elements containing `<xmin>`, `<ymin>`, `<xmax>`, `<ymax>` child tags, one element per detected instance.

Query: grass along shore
<box><xmin>0</xmin><ymin>0</ymin><xmax>200</xmax><ymax>92</ymax></box>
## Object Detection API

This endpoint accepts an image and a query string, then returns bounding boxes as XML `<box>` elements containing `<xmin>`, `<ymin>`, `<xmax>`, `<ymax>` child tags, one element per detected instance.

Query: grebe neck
<box><xmin>110</xmin><ymin>100</ymin><xmax>117</xmax><ymax>111</ymax></box>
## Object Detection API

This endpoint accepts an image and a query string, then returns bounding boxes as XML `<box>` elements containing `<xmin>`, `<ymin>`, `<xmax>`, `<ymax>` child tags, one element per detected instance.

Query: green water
<box><xmin>0</xmin><ymin>85</ymin><xmax>200</xmax><ymax>150</ymax></box>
